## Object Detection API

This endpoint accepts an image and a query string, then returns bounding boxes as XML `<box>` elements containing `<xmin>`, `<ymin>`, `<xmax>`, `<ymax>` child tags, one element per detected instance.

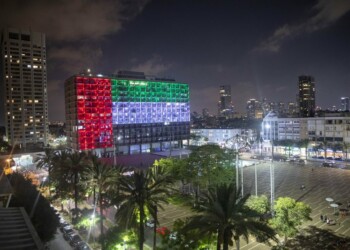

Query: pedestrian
<box><xmin>320</xmin><ymin>214</ymin><xmax>323</xmax><ymax>221</ymax></box>
<box><xmin>324</xmin><ymin>215</ymin><xmax>328</xmax><ymax>222</ymax></box>
<box><xmin>327</xmin><ymin>218</ymin><xmax>330</xmax><ymax>224</ymax></box>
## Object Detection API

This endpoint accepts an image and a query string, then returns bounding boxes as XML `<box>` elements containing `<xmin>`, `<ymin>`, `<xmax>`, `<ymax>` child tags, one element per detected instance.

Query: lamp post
<box><xmin>234</xmin><ymin>140</ymin><xmax>244</xmax><ymax>197</ymax></box>
<box><xmin>30</xmin><ymin>176</ymin><xmax>47</xmax><ymax>218</ymax></box>
<box><xmin>255</xmin><ymin>163</ymin><xmax>257</xmax><ymax>196</ymax></box>
<box><xmin>113</xmin><ymin>136</ymin><xmax>121</xmax><ymax>166</ymax></box>
<box><xmin>265</xmin><ymin>123</ymin><xmax>275</xmax><ymax>213</ymax></box>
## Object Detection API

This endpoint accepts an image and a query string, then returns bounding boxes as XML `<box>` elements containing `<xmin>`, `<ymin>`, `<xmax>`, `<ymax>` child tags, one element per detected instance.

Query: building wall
<box><xmin>65</xmin><ymin>75</ymin><xmax>190</xmax><ymax>153</ymax></box>
<box><xmin>190</xmin><ymin>128</ymin><xmax>256</xmax><ymax>148</ymax></box>
<box><xmin>1</xmin><ymin>28</ymin><xmax>48</xmax><ymax>148</ymax></box>
<box><xmin>307</xmin><ymin>117</ymin><xmax>350</xmax><ymax>143</ymax></box>
<box><xmin>262</xmin><ymin>113</ymin><xmax>350</xmax><ymax>143</ymax></box>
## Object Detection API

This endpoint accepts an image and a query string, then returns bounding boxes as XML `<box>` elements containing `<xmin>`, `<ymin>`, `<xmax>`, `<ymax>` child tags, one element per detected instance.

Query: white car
<box><xmin>169</xmin><ymin>232</ymin><xmax>177</xmax><ymax>240</ymax></box>
<box><xmin>146</xmin><ymin>220</ymin><xmax>155</xmax><ymax>228</ymax></box>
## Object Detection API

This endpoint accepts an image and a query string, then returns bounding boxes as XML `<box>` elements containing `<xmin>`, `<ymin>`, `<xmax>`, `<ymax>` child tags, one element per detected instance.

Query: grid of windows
<box><xmin>65</xmin><ymin>75</ymin><xmax>190</xmax><ymax>151</ymax></box>
<box><xmin>1</xmin><ymin>29</ymin><xmax>48</xmax><ymax>147</ymax></box>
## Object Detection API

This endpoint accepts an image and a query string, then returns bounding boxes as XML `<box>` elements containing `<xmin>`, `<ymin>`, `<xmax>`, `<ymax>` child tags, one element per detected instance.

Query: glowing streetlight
<box><xmin>265</xmin><ymin>123</ymin><xmax>275</xmax><ymax>213</ymax></box>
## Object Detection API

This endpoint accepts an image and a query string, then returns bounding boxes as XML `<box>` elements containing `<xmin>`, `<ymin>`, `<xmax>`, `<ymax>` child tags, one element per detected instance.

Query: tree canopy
<box><xmin>270</xmin><ymin>197</ymin><xmax>312</xmax><ymax>244</ymax></box>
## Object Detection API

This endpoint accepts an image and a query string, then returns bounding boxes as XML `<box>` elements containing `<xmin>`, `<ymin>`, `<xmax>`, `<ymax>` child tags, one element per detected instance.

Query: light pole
<box><xmin>113</xmin><ymin>136</ymin><xmax>121</xmax><ymax>166</ymax></box>
<box><xmin>255</xmin><ymin>163</ymin><xmax>257</xmax><ymax>196</ymax></box>
<box><xmin>265</xmin><ymin>123</ymin><xmax>275</xmax><ymax>213</ymax></box>
<box><xmin>234</xmin><ymin>141</ymin><xmax>244</xmax><ymax>197</ymax></box>
<box><xmin>30</xmin><ymin>176</ymin><xmax>47</xmax><ymax>218</ymax></box>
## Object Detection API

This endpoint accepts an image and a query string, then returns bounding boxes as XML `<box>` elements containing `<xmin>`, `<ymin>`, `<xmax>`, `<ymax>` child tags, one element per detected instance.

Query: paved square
<box><xmin>239</xmin><ymin>160</ymin><xmax>350</xmax><ymax>249</ymax></box>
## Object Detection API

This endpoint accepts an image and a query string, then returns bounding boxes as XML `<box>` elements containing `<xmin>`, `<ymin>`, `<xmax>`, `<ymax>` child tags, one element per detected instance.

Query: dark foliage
<box><xmin>7</xmin><ymin>172</ymin><xmax>59</xmax><ymax>242</ymax></box>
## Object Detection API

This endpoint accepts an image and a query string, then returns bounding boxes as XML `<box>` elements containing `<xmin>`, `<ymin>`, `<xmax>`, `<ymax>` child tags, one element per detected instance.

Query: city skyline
<box><xmin>1</xmin><ymin>0</ymin><xmax>350</xmax><ymax>123</ymax></box>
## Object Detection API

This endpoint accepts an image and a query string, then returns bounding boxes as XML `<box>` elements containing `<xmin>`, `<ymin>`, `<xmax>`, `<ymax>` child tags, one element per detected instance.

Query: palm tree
<box><xmin>183</xmin><ymin>183</ymin><xmax>276</xmax><ymax>250</ymax></box>
<box><xmin>84</xmin><ymin>154</ymin><xmax>122</xmax><ymax>250</ymax></box>
<box><xmin>343</xmin><ymin>142</ymin><xmax>350</xmax><ymax>160</ymax></box>
<box><xmin>67</xmin><ymin>151</ymin><xmax>89</xmax><ymax>213</ymax></box>
<box><xmin>52</xmin><ymin>151</ymin><xmax>88</xmax><ymax>216</ymax></box>
<box><xmin>35</xmin><ymin>147</ymin><xmax>55</xmax><ymax>196</ymax></box>
<box><xmin>113</xmin><ymin>165</ymin><xmax>174</xmax><ymax>250</ymax></box>
<box><xmin>297</xmin><ymin>139</ymin><xmax>309</xmax><ymax>160</ymax></box>
<box><xmin>50</xmin><ymin>150</ymin><xmax>73</xmax><ymax>211</ymax></box>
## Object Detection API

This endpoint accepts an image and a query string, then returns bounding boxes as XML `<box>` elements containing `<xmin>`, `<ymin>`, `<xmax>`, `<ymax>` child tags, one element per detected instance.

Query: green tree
<box><xmin>101</xmin><ymin>226</ymin><xmax>137</xmax><ymax>250</ymax></box>
<box><xmin>184</xmin><ymin>183</ymin><xmax>277</xmax><ymax>250</ymax></box>
<box><xmin>159</xmin><ymin>218</ymin><xmax>215</xmax><ymax>250</ymax></box>
<box><xmin>269</xmin><ymin>197</ymin><xmax>312</xmax><ymax>245</ymax></box>
<box><xmin>154</xmin><ymin>157</ymin><xmax>196</xmax><ymax>194</ymax></box>
<box><xmin>246</xmin><ymin>195</ymin><xmax>270</xmax><ymax>215</ymax></box>
<box><xmin>8</xmin><ymin>172</ymin><xmax>59</xmax><ymax>242</ymax></box>
<box><xmin>113</xmin><ymin>165</ymin><xmax>174</xmax><ymax>250</ymax></box>
<box><xmin>84</xmin><ymin>154</ymin><xmax>122</xmax><ymax>250</ymax></box>
<box><xmin>187</xmin><ymin>145</ymin><xmax>235</xmax><ymax>203</ymax></box>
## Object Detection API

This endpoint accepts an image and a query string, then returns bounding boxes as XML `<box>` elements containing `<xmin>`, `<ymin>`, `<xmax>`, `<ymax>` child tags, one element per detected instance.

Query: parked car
<box><xmin>63</xmin><ymin>230</ymin><xmax>75</xmax><ymax>241</ymax></box>
<box><xmin>169</xmin><ymin>232</ymin><xmax>177</xmax><ymax>240</ymax></box>
<box><xmin>70</xmin><ymin>235</ymin><xmax>83</xmax><ymax>247</ymax></box>
<box><xmin>335</xmin><ymin>157</ymin><xmax>343</xmax><ymax>161</ymax></box>
<box><xmin>59</xmin><ymin>223</ymin><xmax>71</xmax><ymax>232</ymax></box>
<box><xmin>62</xmin><ymin>225</ymin><xmax>73</xmax><ymax>234</ymax></box>
<box><xmin>75</xmin><ymin>242</ymin><xmax>91</xmax><ymax>250</ymax></box>
<box><xmin>146</xmin><ymin>220</ymin><xmax>155</xmax><ymax>228</ymax></box>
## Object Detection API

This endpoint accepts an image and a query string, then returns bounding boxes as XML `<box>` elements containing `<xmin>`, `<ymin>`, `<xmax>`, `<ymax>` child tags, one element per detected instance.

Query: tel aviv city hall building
<box><xmin>64</xmin><ymin>71</ymin><xmax>190</xmax><ymax>155</ymax></box>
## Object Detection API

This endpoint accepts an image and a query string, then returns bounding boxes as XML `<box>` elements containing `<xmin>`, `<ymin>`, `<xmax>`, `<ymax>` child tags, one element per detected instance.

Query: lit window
<box><xmin>27</xmin><ymin>65</ymin><xmax>32</xmax><ymax>68</ymax></box>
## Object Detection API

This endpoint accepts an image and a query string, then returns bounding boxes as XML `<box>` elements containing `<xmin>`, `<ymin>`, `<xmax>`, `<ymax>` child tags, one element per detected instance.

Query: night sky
<box><xmin>1</xmin><ymin>0</ymin><xmax>350</xmax><ymax>122</ymax></box>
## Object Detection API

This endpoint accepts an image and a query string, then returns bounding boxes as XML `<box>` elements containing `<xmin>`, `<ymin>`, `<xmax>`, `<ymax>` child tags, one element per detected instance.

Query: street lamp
<box><xmin>265</xmin><ymin>123</ymin><xmax>275</xmax><ymax>213</ymax></box>
<box><xmin>234</xmin><ymin>139</ymin><xmax>244</xmax><ymax>197</ymax></box>
<box><xmin>30</xmin><ymin>176</ymin><xmax>47</xmax><ymax>218</ymax></box>
<box><xmin>114</xmin><ymin>136</ymin><xmax>121</xmax><ymax>166</ymax></box>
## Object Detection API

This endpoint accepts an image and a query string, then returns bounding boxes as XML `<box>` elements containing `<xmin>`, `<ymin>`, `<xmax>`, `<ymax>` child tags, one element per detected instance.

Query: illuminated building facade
<box><xmin>65</xmin><ymin>72</ymin><xmax>190</xmax><ymax>154</ymax></box>
<box><xmin>298</xmin><ymin>75</ymin><xmax>315</xmax><ymax>117</ymax></box>
<box><xmin>246</xmin><ymin>98</ymin><xmax>263</xmax><ymax>119</ymax></box>
<box><xmin>0</xmin><ymin>28</ymin><xmax>48</xmax><ymax>148</ymax></box>
<box><xmin>218</xmin><ymin>85</ymin><xmax>234</xmax><ymax>118</ymax></box>
<box><xmin>341</xmin><ymin>97</ymin><xmax>349</xmax><ymax>111</ymax></box>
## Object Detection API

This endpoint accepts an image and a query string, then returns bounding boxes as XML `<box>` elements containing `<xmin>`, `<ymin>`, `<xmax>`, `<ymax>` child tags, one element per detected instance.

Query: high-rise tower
<box><xmin>0</xmin><ymin>28</ymin><xmax>48</xmax><ymax>148</ymax></box>
<box><xmin>218</xmin><ymin>85</ymin><xmax>234</xmax><ymax>118</ymax></box>
<box><xmin>298</xmin><ymin>75</ymin><xmax>315</xmax><ymax>117</ymax></box>
<box><xmin>341</xmin><ymin>97</ymin><xmax>349</xmax><ymax>111</ymax></box>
